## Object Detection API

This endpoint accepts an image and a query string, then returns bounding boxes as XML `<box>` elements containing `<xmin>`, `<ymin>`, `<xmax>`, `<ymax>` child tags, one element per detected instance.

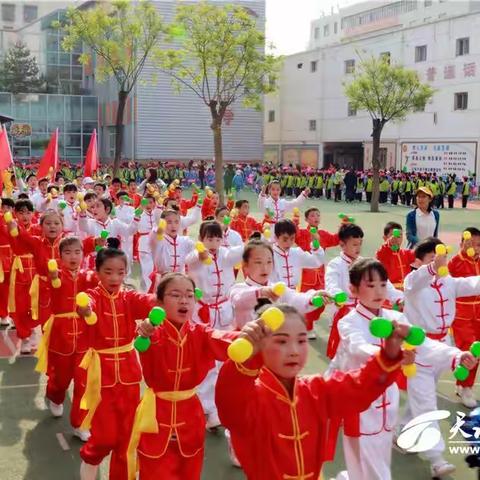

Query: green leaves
<box><xmin>344</xmin><ymin>55</ymin><xmax>435</xmax><ymax>123</ymax></box>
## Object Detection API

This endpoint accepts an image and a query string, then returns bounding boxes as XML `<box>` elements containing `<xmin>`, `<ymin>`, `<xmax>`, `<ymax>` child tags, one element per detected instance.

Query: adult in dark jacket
<box><xmin>343</xmin><ymin>169</ymin><xmax>357</xmax><ymax>203</ymax></box>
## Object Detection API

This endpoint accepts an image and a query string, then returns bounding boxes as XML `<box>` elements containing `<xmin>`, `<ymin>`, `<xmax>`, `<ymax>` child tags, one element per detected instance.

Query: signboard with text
<box><xmin>401</xmin><ymin>142</ymin><xmax>477</xmax><ymax>177</ymax></box>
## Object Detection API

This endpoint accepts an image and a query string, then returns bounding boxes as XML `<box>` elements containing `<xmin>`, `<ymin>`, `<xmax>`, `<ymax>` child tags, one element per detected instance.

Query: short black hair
<box><xmin>26</xmin><ymin>174</ymin><xmax>36</xmax><ymax>182</ymax></box>
<box><xmin>84</xmin><ymin>192</ymin><xmax>97</xmax><ymax>203</ymax></box>
<box><xmin>38</xmin><ymin>178</ymin><xmax>49</xmax><ymax>186</ymax></box>
<box><xmin>215</xmin><ymin>206</ymin><xmax>229</xmax><ymax>217</ymax></box>
<box><xmin>350</xmin><ymin>258</ymin><xmax>388</xmax><ymax>287</ymax></box>
<box><xmin>274</xmin><ymin>219</ymin><xmax>296</xmax><ymax>237</ymax></box>
<box><xmin>96</xmin><ymin>247</ymin><xmax>127</xmax><ymax>270</ymax></box>
<box><xmin>414</xmin><ymin>236</ymin><xmax>443</xmax><ymax>260</ymax></box>
<box><xmin>17</xmin><ymin>193</ymin><xmax>29</xmax><ymax>199</ymax></box>
<box><xmin>94</xmin><ymin>182</ymin><xmax>107</xmax><ymax>191</ymax></box>
<box><xmin>99</xmin><ymin>198</ymin><xmax>113</xmax><ymax>214</ymax></box>
<box><xmin>63</xmin><ymin>183</ymin><xmax>78</xmax><ymax>193</ymax></box>
<box><xmin>59</xmin><ymin>236</ymin><xmax>83</xmax><ymax>253</ymax></box>
<box><xmin>116</xmin><ymin>190</ymin><xmax>129</xmax><ymax>200</ymax></box>
<box><xmin>338</xmin><ymin>223</ymin><xmax>364</xmax><ymax>242</ymax></box>
<box><xmin>383</xmin><ymin>221</ymin><xmax>402</xmax><ymax>237</ymax></box>
<box><xmin>112</xmin><ymin>177</ymin><xmax>122</xmax><ymax>185</ymax></box>
<box><xmin>235</xmin><ymin>199</ymin><xmax>248</xmax><ymax>209</ymax></box>
<box><xmin>15</xmin><ymin>199</ymin><xmax>34</xmax><ymax>212</ymax></box>
<box><xmin>156</xmin><ymin>272</ymin><xmax>195</xmax><ymax>301</ymax></box>
<box><xmin>304</xmin><ymin>207</ymin><xmax>319</xmax><ymax>219</ymax></box>
<box><xmin>47</xmin><ymin>185</ymin><xmax>59</xmax><ymax>194</ymax></box>
<box><xmin>243</xmin><ymin>239</ymin><xmax>273</xmax><ymax>263</ymax></box>
<box><xmin>199</xmin><ymin>220</ymin><xmax>222</xmax><ymax>239</ymax></box>
<box><xmin>1</xmin><ymin>197</ymin><xmax>15</xmax><ymax>208</ymax></box>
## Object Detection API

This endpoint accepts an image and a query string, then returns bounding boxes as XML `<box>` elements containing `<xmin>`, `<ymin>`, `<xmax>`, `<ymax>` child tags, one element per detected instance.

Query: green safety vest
<box><xmin>379</xmin><ymin>180</ymin><xmax>390</xmax><ymax>192</ymax></box>
<box><xmin>447</xmin><ymin>182</ymin><xmax>457</xmax><ymax>195</ymax></box>
<box><xmin>315</xmin><ymin>176</ymin><xmax>324</xmax><ymax>189</ymax></box>
<box><xmin>392</xmin><ymin>180</ymin><xmax>399</xmax><ymax>192</ymax></box>
<box><xmin>366</xmin><ymin>178</ymin><xmax>373</xmax><ymax>192</ymax></box>
<box><xmin>357</xmin><ymin>178</ymin><xmax>364</xmax><ymax>190</ymax></box>
<box><xmin>327</xmin><ymin>177</ymin><xmax>334</xmax><ymax>189</ymax></box>
<box><xmin>463</xmin><ymin>182</ymin><xmax>470</xmax><ymax>195</ymax></box>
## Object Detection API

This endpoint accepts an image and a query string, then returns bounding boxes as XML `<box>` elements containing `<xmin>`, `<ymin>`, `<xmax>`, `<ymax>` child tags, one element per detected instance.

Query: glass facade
<box><xmin>0</xmin><ymin>92</ymin><xmax>98</xmax><ymax>164</ymax></box>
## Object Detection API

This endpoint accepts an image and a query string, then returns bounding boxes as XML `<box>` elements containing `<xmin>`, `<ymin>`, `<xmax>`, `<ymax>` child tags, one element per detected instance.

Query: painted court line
<box><xmin>56</xmin><ymin>433</ymin><xmax>70</xmax><ymax>451</ymax></box>
<box><xmin>0</xmin><ymin>383</ymin><xmax>46</xmax><ymax>390</ymax></box>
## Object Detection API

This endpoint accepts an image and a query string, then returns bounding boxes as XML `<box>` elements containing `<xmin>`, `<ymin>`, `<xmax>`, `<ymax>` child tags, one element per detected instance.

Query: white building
<box><xmin>264</xmin><ymin>0</ymin><xmax>480</xmax><ymax>179</ymax></box>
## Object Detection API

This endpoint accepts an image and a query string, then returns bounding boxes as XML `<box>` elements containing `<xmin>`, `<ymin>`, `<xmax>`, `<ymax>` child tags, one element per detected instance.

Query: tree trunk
<box><xmin>212</xmin><ymin>120</ymin><xmax>224</xmax><ymax>204</ymax></box>
<box><xmin>370</xmin><ymin>119</ymin><xmax>384</xmax><ymax>213</ymax></box>
<box><xmin>114</xmin><ymin>90</ymin><xmax>128</xmax><ymax>177</ymax></box>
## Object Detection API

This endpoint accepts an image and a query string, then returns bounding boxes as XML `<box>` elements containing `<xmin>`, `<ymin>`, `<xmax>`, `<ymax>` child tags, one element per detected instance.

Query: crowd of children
<box><xmin>1</xmin><ymin>168</ymin><xmax>480</xmax><ymax>480</ymax></box>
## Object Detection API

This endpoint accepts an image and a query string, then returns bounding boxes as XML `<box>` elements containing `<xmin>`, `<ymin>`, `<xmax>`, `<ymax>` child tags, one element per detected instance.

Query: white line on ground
<box><xmin>56</xmin><ymin>433</ymin><xmax>70</xmax><ymax>451</ymax></box>
<box><xmin>0</xmin><ymin>383</ymin><xmax>46</xmax><ymax>390</ymax></box>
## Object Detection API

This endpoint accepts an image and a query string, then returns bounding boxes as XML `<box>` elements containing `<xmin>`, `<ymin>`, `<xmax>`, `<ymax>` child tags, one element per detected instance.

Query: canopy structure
<box><xmin>0</xmin><ymin>114</ymin><xmax>14</xmax><ymax>125</ymax></box>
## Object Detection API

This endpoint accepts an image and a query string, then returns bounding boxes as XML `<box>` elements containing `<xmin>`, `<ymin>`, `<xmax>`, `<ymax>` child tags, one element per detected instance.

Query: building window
<box><xmin>297</xmin><ymin>62</ymin><xmax>303</xmax><ymax>69</ymax></box>
<box><xmin>309</xmin><ymin>119</ymin><xmax>316</xmax><ymax>131</ymax></box>
<box><xmin>380</xmin><ymin>51</ymin><xmax>391</xmax><ymax>64</ymax></box>
<box><xmin>323</xmin><ymin>24</ymin><xmax>329</xmax><ymax>37</ymax></box>
<box><xmin>456</xmin><ymin>37</ymin><xmax>469</xmax><ymax>56</ymax></box>
<box><xmin>268</xmin><ymin>110</ymin><xmax>275</xmax><ymax>122</ymax></box>
<box><xmin>415</xmin><ymin>45</ymin><xmax>427</xmax><ymax>62</ymax></box>
<box><xmin>347</xmin><ymin>103</ymin><xmax>357</xmax><ymax>117</ymax></box>
<box><xmin>109</xmin><ymin>130</ymin><xmax>116</xmax><ymax>158</ymax></box>
<box><xmin>314</xmin><ymin>27</ymin><xmax>319</xmax><ymax>39</ymax></box>
<box><xmin>424</xmin><ymin>0</ymin><xmax>432</xmax><ymax>6</ymax></box>
<box><xmin>23</xmin><ymin>5</ymin><xmax>38</xmax><ymax>23</ymax></box>
<box><xmin>454</xmin><ymin>92</ymin><xmax>468</xmax><ymax>110</ymax></box>
<box><xmin>310</xmin><ymin>61</ymin><xmax>317</xmax><ymax>73</ymax></box>
<box><xmin>2</xmin><ymin>4</ymin><xmax>15</xmax><ymax>22</ymax></box>
<box><xmin>345</xmin><ymin>59</ymin><xmax>355</xmax><ymax>74</ymax></box>
<box><xmin>334</xmin><ymin>22</ymin><xmax>338</xmax><ymax>34</ymax></box>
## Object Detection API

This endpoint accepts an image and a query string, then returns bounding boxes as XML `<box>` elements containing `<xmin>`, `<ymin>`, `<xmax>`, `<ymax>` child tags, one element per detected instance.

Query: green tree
<box><xmin>157</xmin><ymin>1</ymin><xmax>280</xmax><ymax>201</ymax></box>
<box><xmin>0</xmin><ymin>41</ymin><xmax>43</xmax><ymax>94</ymax></box>
<box><xmin>57</xmin><ymin>0</ymin><xmax>166</xmax><ymax>174</ymax></box>
<box><xmin>344</xmin><ymin>55</ymin><xmax>434</xmax><ymax>212</ymax></box>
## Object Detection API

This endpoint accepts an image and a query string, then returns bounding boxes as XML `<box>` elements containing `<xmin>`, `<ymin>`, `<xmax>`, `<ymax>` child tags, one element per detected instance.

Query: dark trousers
<box><xmin>405</xmin><ymin>192</ymin><xmax>412</xmax><ymax>206</ymax></box>
<box><xmin>448</xmin><ymin>195</ymin><xmax>455</xmax><ymax>208</ymax></box>
<box><xmin>326</xmin><ymin>189</ymin><xmax>332</xmax><ymax>200</ymax></box>
<box><xmin>391</xmin><ymin>192</ymin><xmax>399</xmax><ymax>205</ymax></box>
<box><xmin>355</xmin><ymin>192</ymin><xmax>363</xmax><ymax>202</ymax></box>
<box><xmin>379</xmin><ymin>191</ymin><xmax>388</xmax><ymax>204</ymax></box>
<box><xmin>462</xmin><ymin>195</ymin><xmax>469</xmax><ymax>208</ymax></box>
<box><xmin>436</xmin><ymin>195</ymin><xmax>444</xmax><ymax>209</ymax></box>
<box><xmin>366</xmin><ymin>191</ymin><xmax>372</xmax><ymax>203</ymax></box>
<box><xmin>334</xmin><ymin>185</ymin><xmax>342</xmax><ymax>202</ymax></box>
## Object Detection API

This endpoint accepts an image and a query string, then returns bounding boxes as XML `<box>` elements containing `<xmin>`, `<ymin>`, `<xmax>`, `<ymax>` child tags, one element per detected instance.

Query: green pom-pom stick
<box><xmin>391</xmin><ymin>244</ymin><xmax>400</xmax><ymax>252</ymax></box>
<box><xmin>310</xmin><ymin>227</ymin><xmax>318</xmax><ymax>235</ymax></box>
<box><xmin>197</xmin><ymin>197</ymin><xmax>204</xmax><ymax>206</ymax></box>
<box><xmin>194</xmin><ymin>288</ymin><xmax>203</xmax><ymax>300</ymax></box>
<box><xmin>369</xmin><ymin>317</ymin><xmax>426</xmax><ymax>346</ymax></box>
<box><xmin>311</xmin><ymin>295</ymin><xmax>324</xmax><ymax>308</ymax></box>
<box><xmin>58</xmin><ymin>201</ymin><xmax>67</xmax><ymax>210</ymax></box>
<box><xmin>135</xmin><ymin>208</ymin><xmax>143</xmax><ymax>216</ymax></box>
<box><xmin>334</xmin><ymin>291</ymin><xmax>348</xmax><ymax>305</ymax></box>
<box><xmin>95</xmin><ymin>245</ymin><xmax>103</xmax><ymax>252</ymax></box>
<box><xmin>392</xmin><ymin>228</ymin><xmax>401</xmax><ymax>238</ymax></box>
<box><xmin>141</xmin><ymin>198</ymin><xmax>149</xmax><ymax>206</ymax></box>
<box><xmin>312</xmin><ymin>239</ymin><xmax>320</xmax><ymax>250</ymax></box>
<box><xmin>223</xmin><ymin>216</ymin><xmax>231</xmax><ymax>226</ymax></box>
<box><xmin>134</xmin><ymin>307</ymin><xmax>167</xmax><ymax>352</ymax></box>
<box><xmin>100</xmin><ymin>230</ymin><xmax>109</xmax><ymax>239</ymax></box>
<box><xmin>339</xmin><ymin>213</ymin><xmax>355</xmax><ymax>223</ymax></box>
<box><xmin>454</xmin><ymin>341</ymin><xmax>480</xmax><ymax>381</ymax></box>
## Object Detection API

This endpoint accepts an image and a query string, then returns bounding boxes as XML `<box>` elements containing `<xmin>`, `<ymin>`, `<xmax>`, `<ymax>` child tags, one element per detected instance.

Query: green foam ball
<box><xmin>134</xmin><ymin>336</ymin><xmax>151</xmax><ymax>353</ymax></box>
<box><xmin>391</xmin><ymin>244</ymin><xmax>400</xmax><ymax>252</ymax></box>
<box><xmin>149</xmin><ymin>307</ymin><xmax>166</xmax><ymax>326</ymax></box>
<box><xmin>369</xmin><ymin>317</ymin><xmax>393</xmax><ymax>338</ymax></box>
<box><xmin>135</xmin><ymin>208</ymin><xmax>143</xmax><ymax>216</ymax></box>
<box><xmin>471</xmin><ymin>341</ymin><xmax>480</xmax><ymax>358</ymax></box>
<box><xmin>310</xmin><ymin>227</ymin><xmax>318</xmax><ymax>234</ymax></box>
<box><xmin>141</xmin><ymin>198</ymin><xmax>149</xmax><ymax>206</ymax></box>
<box><xmin>334</xmin><ymin>291</ymin><xmax>348</xmax><ymax>304</ymax></box>
<box><xmin>312</xmin><ymin>239</ymin><xmax>320</xmax><ymax>250</ymax></box>
<box><xmin>194</xmin><ymin>288</ymin><xmax>203</xmax><ymax>300</ymax></box>
<box><xmin>58</xmin><ymin>201</ymin><xmax>67</xmax><ymax>210</ymax></box>
<box><xmin>223</xmin><ymin>216</ymin><xmax>231</xmax><ymax>225</ymax></box>
<box><xmin>454</xmin><ymin>364</ymin><xmax>469</xmax><ymax>381</ymax></box>
<box><xmin>312</xmin><ymin>296</ymin><xmax>324</xmax><ymax>308</ymax></box>
<box><xmin>392</xmin><ymin>228</ymin><xmax>401</xmax><ymax>238</ymax></box>
<box><xmin>405</xmin><ymin>326</ymin><xmax>426</xmax><ymax>346</ymax></box>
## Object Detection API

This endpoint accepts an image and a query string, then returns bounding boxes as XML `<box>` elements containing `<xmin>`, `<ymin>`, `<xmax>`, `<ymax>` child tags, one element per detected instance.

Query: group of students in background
<box><xmin>0</xmin><ymin>167</ymin><xmax>480</xmax><ymax>480</ymax></box>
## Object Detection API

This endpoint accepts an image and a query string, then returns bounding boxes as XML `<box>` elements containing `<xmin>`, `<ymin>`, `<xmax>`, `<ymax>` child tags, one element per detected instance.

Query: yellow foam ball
<box><xmin>4</xmin><ymin>211</ymin><xmax>12</xmax><ymax>223</ymax></box>
<box><xmin>158</xmin><ymin>219</ymin><xmax>167</xmax><ymax>230</ymax></box>
<box><xmin>195</xmin><ymin>241</ymin><xmax>206</xmax><ymax>253</ymax></box>
<box><xmin>76</xmin><ymin>292</ymin><xmax>90</xmax><ymax>308</ymax></box>
<box><xmin>80</xmin><ymin>201</ymin><xmax>88</xmax><ymax>211</ymax></box>
<box><xmin>446</xmin><ymin>245</ymin><xmax>453</xmax><ymax>254</ymax></box>
<box><xmin>263</xmin><ymin>229</ymin><xmax>271</xmax><ymax>239</ymax></box>
<box><xmin>402</xmin><ymin>363</ymin><xmax>417</xmax><ymax>378</ymax></box>
<box><xmin>272</xmin><ymin>282</ymin><xmax>286</xmax><ymax>297</ymax></box>
<box><xmin>228</xmin><ymin>338</ymin><xmax>253</xmax><ymax>363</ymax></box>
<box><xmin>437</xmin><ymin>265</ymin><xmax>449</xmax><ymax>277</ymax></box>
<box><xmin>157</xmin><ymin>234</ymin><xmax>164</xmax><ymax>241</ymax></box>
<box><xmin>467</xmin><ymin>247</ymin><xmax>475</xmax><ymax>257</ymax></box>
<box><xmin>463</xmin><ymin>231</ymin><xmax>472</xmax><ymax>241</ymax></box>
<box><xmin>52</xmin><ymin>278</ymin><xmax>61</xmax><ymax>289</ymax></box>
<box><xmin>204</xmin><ymin>256</ymin><xmax>212</xmax><ymax>265</ymax></box>
<box><xmin>261</xmin><ymin>307</ymin><xmax>285</xmax><ymax>331</ymax></box>
<box><xmin>435</xmin><ymin>244</ymin><xmax>447</xmax><ymax>256</ymax></box>
<box><xmin>47</xmin><ymin>259</ymin><xmax>58</xmax><ymax>272</ymax></box>
<box><xmin>85</xmin><ymin>312</ymin><xmax>98</xmax><ymax>326</ymax></box>
<box><xmin>10</xmin><ymin>227</ymin><xmax>18</xmax><ymax>237</ymax></box>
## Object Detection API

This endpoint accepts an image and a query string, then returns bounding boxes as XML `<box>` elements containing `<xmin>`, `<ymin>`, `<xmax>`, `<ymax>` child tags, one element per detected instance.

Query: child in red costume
<box><xmin>449</xmin><ymin>227</ymin><xmax>480</xmax><ymax>398</ymax></box>
<box><xmin>375</xmin><ymin>222</ymin><xmax>415</xmax><ymax>289</ymax></box>
<box><xmin>230</xmin><ymin>199</ymin><xmax>262</xmax><ymax>241</ymax></box>
<box><xmin>77</xmin><ymin>248</ymin><xmax>157</xmax><ymax>480</ymax></box>
<box><xmin>215</xmin><ymin>303</ymin><xmax>408</xmax><ymax>480</ymax></box>
<box><xmin>35</xmin><ymin>236</ymin><xmax>98</xmax><ymax>441</ymax></box>
<box><xmin>295</xmin><ymin>207</ymin><xmax>340</xmax><ymax>336</ymax></box>
<box><xmin>126</xmin><ymin>273</ymin><xmax>237</xmax><ymax>480</ymax></box>
<box><xmin>0</xmin><ymin>198</ymin><xmax>14</xmax><ymax>326</ymax></box>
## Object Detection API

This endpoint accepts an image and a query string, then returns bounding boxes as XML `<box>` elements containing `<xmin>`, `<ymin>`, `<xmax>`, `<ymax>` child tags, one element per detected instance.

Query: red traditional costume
<box><xmin>230</xmin><ymin>214</ymin><xmax>263</xmax><ymax>242</ymax></box>
<box><xmin>449</xmin><ymin>252</ymin><xmax>480</xmax><ymax>387</ymax></box>
<box><xmin>215</xmin><ymin>351</ymin><xmax>402</xmax><ymax>480</ymax></box>
<box><xmin>126</xmin><ymin>320</ymin><xmax>235</xmax><ymax>480</ymax></box>
<box><xmin>0</xmin><ymin>222</ymin><xmax>12</xmax><ymax>319</ymax></box>
<box><xmin>376</xmin><ymin>243</ymin><xmax>415</xmax><ymax>289</ymax></box>
<box><xmin>79</xmin><ymin>286</ymin><xmax>156</xmax><ymax>480</ymax></box>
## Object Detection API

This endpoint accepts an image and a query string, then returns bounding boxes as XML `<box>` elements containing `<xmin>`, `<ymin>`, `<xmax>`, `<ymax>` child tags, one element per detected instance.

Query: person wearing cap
<box><xmin>82</xmin><ymin>177</ymin><xmax>95</xmax><ymax>192</ymax></box>
<box><xmin>405</xmin><ymin>186</ymin><xmax>440</xmax><ymax>248</ymax></box>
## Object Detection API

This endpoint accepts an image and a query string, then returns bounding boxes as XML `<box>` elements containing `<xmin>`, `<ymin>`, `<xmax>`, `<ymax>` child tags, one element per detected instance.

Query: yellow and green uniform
<box><xmin>366</xmin><ymin>178</ymin><xmax>373</xmax><ymax>193</ymax></box>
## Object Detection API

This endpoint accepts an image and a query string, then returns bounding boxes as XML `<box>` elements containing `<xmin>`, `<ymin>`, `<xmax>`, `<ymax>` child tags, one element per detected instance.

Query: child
<box><xmin>127</xmin><ymin>179</ymin><xmax>142</xmax><ymax>208</ymax></box>
<box><xmin>232</xmin><ymin>169</ymin><xmax>245</xmax><ymax>198</ymax></box>
<box><xmin>230</xmin><ymin>199</ymin><xmax>262</xmax><ymax>242</ymax></box>
<box><xmin>150</xmin><ymin>209</ymin><xmax>195</xmax><ymax>290</ymax></box>
<box><xmin>325</xmin><ymin>223</ymin><xmax>403</xmax><ymax>358</ymax></box>
<box><xmin>186</xmin><ymin>221</ymin><xmax>243</xmax><ymax>429</ymax></box>
<box><xmin>404</xmin><ymin>236</ymin><xmax>480</xmax><ymax>412</ymax></box>
<box><xmin>216</xmin><ymin>303</ymin><xmax>408</xmax><ymax>480</ymax></box>
<box><xmin>375</xmin><ymin>222</ymin><xmax>415</xmax><ymax>289</ymax></box>
<box><xmin>272</xmin><ymin>219</ymin><xmax>325</xmax><ymax>290</ymax></box>
<box><xmin>229</xmin><ymin>239</ymin><xmax>324</xmax><ymax>329</ymax></box>
<box><xmin>35</xmin><ymin>236</ymin><xmax>98</xmax><ymax>441</ymax></box>
<box><xmin>449</xmin><ymin>227</ymin><xmax>480</xmax><ymax>400</ymax></box>
<box><xmin>295</xmin><ymin>207</ymin><xmax>340</xmax><ymax>337</ymax></box>
<box><xmin>215</xmin><ymin>206</ymin><xmax>243</xmax><ymax>248</ymax></box>
<box><xmin>77</xmin><ymin>248</ymin><xmax>157</xmax><ymax>480</ymax></box>
<box><xmin>115</xmin><ymin>191</ymin><xmax>136</xmax><ymax>272</ymax></box>
<box><xmin>61</xmin><ymin>182</ymin><xmax>79</xmax><ymax>234</ymax></box>
<box><xmin>258</xmin><ymin>180</ymin><xmax>309</xmax><ymax>224</ymax></box>
<box><xmin>201</xmin><ymin>190</ymin><xmax>220</xmax><ymax>220</ymax></box>
<box><xmin>329</xmin><ymin>258</ymin><xmax>476</xmax><ymax>480</ymax></box>
<box><xmin>0</xmin><ymin>198</ymin><xmax>14</xmax><ymax>326</ymax></box>
<box><xmin>126</xmin><ymin>273</ymin><xmax>236</xmax><ymax>480</ymax></box>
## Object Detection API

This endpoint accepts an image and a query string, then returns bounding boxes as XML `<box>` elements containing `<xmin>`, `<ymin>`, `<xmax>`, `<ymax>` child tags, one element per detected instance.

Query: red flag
<box><xmin>37</xmin><ymin>128</ymin><xmax>59</xmax><ymax>181</ymax></box>
<box><xmin>0</xmin><ymin>125</ymin><xmax>13</xmax><ymax>170</ymax></box>
<box><xmin>84</xmin><ymin>129</ymin><xmax>98</xmax><ymax>177</ymax></box>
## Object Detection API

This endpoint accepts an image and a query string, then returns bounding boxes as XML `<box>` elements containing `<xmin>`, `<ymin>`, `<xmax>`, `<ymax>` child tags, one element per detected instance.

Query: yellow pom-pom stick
<box><xmin>157</xmin><ymin>219</ymin><xmax>167</xmax><ymax>241</ymax></box>
<box><xmin>272</xmin><ymin>282</ymin><xmax>287</xmax><ymax>297</ymax></box>
<box><xmin>227</xmin><ymin>307</ymin><xmax>285</xmax><ymax>363</ymax></box>
<box><xmin>435</xmin><ymin>244</ymin><xmax>449</xmax><ymax>277</ymax></box>
<box><xmin>463</xmin><ymin>231</ymin><xmax>472</xmax><ymax>241</ymax></box>
<box><xmin>76</xmin><ymin>292</ymin><xmax>97</xmax><ymax>325</ymax></box>
<box><xmin>4</xmin><ymin>210</ymin><xmax>18</xmax><ymax>237</ymax></box>
<box><xmin>401</xmin><ymin>343</ymin><xmax>417</xmax><ymax>377</ymax></box>
<box><xmin>263</xmin><ymin>228</ymin><xmax>271</xmax><ymax>239</ymax></box>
